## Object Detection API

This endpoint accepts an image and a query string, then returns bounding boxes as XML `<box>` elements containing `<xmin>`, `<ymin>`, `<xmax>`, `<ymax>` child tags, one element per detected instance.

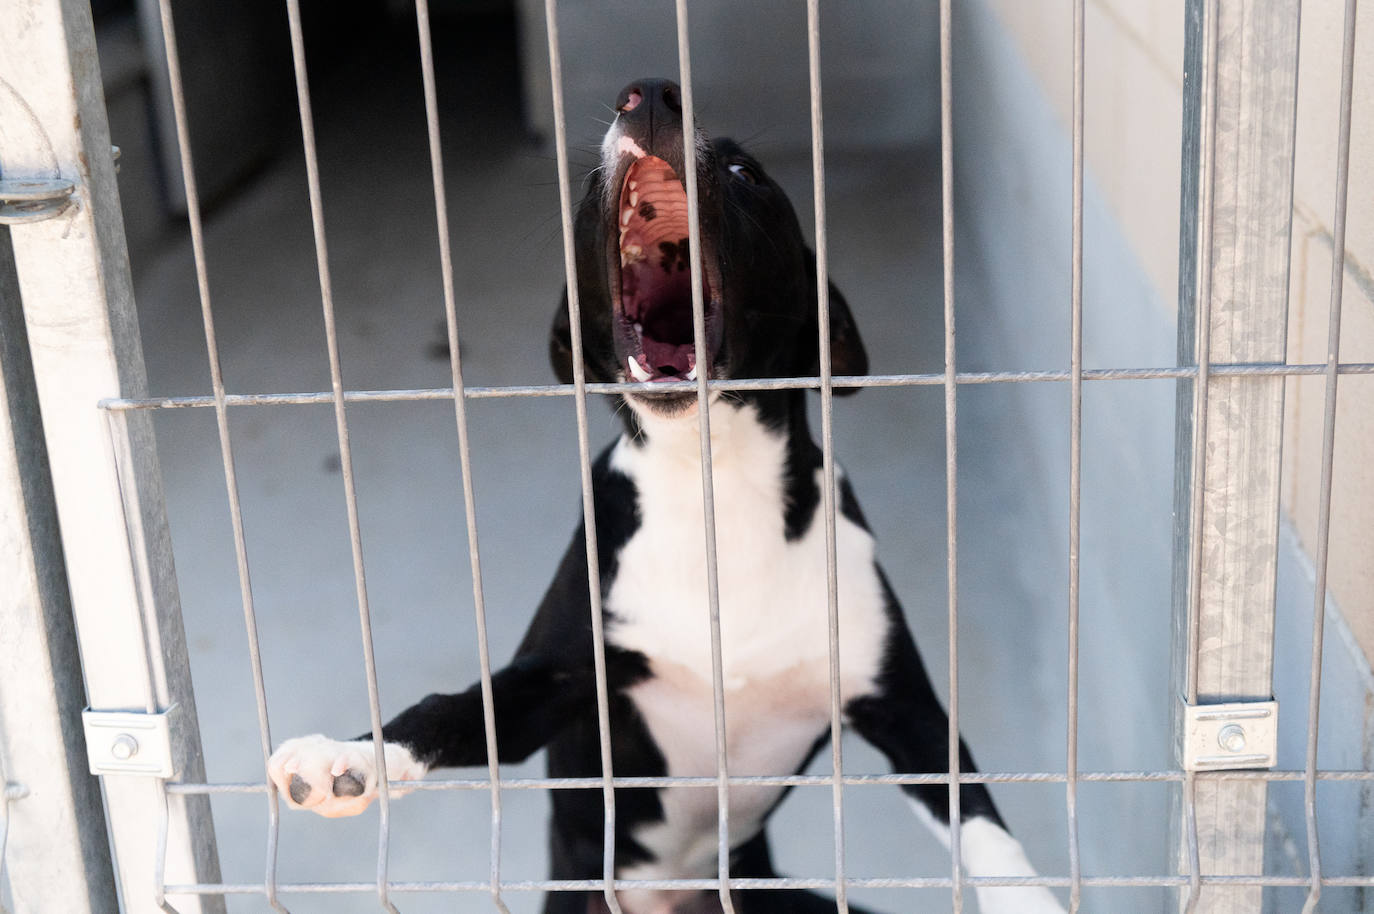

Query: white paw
<box><xmin>962</xmin><ymin>818</ymin><xmax>1067</xmax><ymax>914</ymax></box>
<box><xmin>267</xmin><ymin>734</ymin><xmax>425</xmax><ymax>818</ymax></box>
<box><xmin>974</xmin><ymin>885</ymin><xmax>1067</xmax><ymax>914</ymax></box>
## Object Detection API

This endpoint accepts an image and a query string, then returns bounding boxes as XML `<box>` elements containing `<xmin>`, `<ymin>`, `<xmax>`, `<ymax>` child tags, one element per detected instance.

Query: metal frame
<box><xmin>1169</xmin><ymin>0</ymin><xmax>1307</xmax><ymax>910</ymax></box>
<box><xmin>0</xmin><ymin>1</ymin><xmax>222</xmax><ymax>912</ymax></box>
<box><xmin>0</xmin><ymin>227</ymin><xmax>118</xmax><ymax>914</ymax></box>
<box><xmin>0</xmin><ymin>0</ymin><xmax>1367</xmax><ymax>910</ymax></box>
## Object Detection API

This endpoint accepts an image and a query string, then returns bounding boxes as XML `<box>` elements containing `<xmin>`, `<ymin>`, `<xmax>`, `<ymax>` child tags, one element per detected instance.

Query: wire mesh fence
<box><xmin>0</xmin><ymin>0</ymin><xmax>1368</xmax><ymax>911</ymax></box>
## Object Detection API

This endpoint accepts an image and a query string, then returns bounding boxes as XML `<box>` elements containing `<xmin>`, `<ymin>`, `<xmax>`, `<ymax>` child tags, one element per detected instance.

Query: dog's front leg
<box><xmin>846</xmin><ymin>618</ymin><xmax>1066</xmax><ymax>914</ymax></box>
<box><xmin>267</xmin><ymin>652</ymin><xmax>600</xmax><ymax>818</ymax></box>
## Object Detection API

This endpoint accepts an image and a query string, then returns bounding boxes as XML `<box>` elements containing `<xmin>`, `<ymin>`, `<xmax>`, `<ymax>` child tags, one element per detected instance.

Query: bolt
<box><xmin>1217</xmin><ymin>724</ymin><xmax>1247</xmax><ymax>753</ymax></box>
<box><xmin>111</xmin><ymin>734</ymin><xmax>139</xmax><ymax>761</ymax></box>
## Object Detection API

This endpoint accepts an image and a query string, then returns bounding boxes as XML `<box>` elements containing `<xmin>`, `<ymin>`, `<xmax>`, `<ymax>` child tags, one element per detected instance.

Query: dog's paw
<box><xmin>974</xmin><ymin>886</ymin><xmax>1067</xmax><ymax>914</ymax></box>
<box><xmin>267</xmin><ymin>734</ymin><xmax>425</xmax><ymax>818</ymax></box>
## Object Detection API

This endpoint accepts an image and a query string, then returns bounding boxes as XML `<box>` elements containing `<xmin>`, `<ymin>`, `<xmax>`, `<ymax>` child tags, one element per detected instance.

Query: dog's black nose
<box><xmin>615</xmin><ymin>79</ymin><xmax>682</xmax><ymax>118</ymax></box>
<box><xmin>612</xmin><ymin>78</ymin><xmax>688</xmax><ymax>166</ymax></box>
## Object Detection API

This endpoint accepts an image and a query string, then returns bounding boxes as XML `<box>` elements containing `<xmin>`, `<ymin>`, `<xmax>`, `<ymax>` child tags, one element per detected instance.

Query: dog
<box><xmin>268</xmin><ymin>78</ymin><xmax>1065</xmax><ymax>914</ymax></box>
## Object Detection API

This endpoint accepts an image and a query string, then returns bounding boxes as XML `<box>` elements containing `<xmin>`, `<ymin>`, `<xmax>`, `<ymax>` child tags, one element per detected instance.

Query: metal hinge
<box><xmin>82</xmin><ymin>704</ymin><xmax>181</xmax><ymax>778</ymax></box>
<box><xmin>0</xmin><ymin>178</ymin><xmax>77</xmax><ymax>225</ymax></box>
<box><xmin>1180</xmin><ymin>698</ymin><xmax>1278</xmax><ymax>771</ymax></box>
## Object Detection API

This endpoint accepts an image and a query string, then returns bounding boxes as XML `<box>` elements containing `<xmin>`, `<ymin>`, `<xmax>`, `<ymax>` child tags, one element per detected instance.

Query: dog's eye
<box><xmin>728</xmin><ymin>162</ymin><xmax>758</xmax><ymax>185</ymax></box>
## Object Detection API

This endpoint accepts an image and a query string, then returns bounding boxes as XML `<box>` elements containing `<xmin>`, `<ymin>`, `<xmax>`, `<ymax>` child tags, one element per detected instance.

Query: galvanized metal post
<box><xmin>1170</xmin><ymin>0</ymin><xmax>1302</xmax><ymax>911</ymax></box>
<box><xmin>0</xmin><ymin>228</ymin><xmax>119</xmax><ymax>914</ymax></box>
<box><xmin>0</xmin><ymin>1</ymin><xmax>223</xmax><ymax>911</ymax></box>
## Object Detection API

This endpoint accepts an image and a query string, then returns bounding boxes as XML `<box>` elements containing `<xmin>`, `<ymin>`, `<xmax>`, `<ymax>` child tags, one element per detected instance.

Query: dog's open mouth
<box><xmin>614</xmin><ymin>156</ymin><xmax>719</xmax><ymax>385</ymax></box>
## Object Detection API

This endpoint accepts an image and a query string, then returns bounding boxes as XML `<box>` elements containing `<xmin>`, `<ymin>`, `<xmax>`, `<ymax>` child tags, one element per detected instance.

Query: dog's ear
<box><xmin>821</xmin><ymin>281</ymin><xmax>868</xmax><ymax>389</ymax></box>
<box><xmin>798</xmin><ymin>255</ymin><xmax>868</xmax><ymax>391</ymax></box>
<box><xmin>549</xmin><ymin>291</ymin><xmax>575</xmax><ymax>384</ymax></box>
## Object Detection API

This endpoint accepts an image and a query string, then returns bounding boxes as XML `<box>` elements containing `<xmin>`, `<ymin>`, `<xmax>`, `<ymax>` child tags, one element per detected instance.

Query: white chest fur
<box><xmin>604</xmin><ymin>400</ymin><xmax>890</xmax><ymax>889</ymax></box>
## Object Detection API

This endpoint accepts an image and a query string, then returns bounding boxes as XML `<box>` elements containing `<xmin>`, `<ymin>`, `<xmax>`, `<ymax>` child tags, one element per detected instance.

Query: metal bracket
<box><xmin>81</xmin><ymin>704</ymin><xmax>181</xmax><ymax>778</ymax></box>
<box><xmin>1180</xmin><ymin>699</ymin><xmax>1278</xmax><ymax>771</ymax></box>
<box><xmin>0</xmin><ymin>178</ymin><xmax>77</xmax><ymax>224</ymax></box>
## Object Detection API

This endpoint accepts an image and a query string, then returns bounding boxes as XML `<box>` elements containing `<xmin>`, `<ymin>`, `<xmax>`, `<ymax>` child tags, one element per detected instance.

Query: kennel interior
<box><xmin>0</xmin><ymin>0</ymin><xmax>1371</xmax><ymax>912</ymax></box>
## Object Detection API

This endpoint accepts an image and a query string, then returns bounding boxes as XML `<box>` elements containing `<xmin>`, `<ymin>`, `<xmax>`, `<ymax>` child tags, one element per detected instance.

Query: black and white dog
<box><xmin>269</xmin><ymin>79</ymin><xmax>1063</xmax><ymax>914</ymax></box>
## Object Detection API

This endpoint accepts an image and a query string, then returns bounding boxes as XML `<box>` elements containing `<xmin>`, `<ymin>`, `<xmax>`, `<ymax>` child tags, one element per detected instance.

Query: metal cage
<box><xmin>0</xmin><ymin>0</ymin><xmax>1367</xmax><ymax>912</ymax></box>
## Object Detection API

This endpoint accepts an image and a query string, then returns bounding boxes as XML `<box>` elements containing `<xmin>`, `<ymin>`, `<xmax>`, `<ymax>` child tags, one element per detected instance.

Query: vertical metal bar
<box><xmin>0</xmin><ymin>0</ymin><xmax>224</xmax><ymax>908</ymax></box>
<box><xmin>0</xmin><ymin>776</ymin><xmax>13</xmax><ymax>911</ymax></box>
<box><xmin>101</xmin><ymin>412</ymin><xmax>169</xmax><ymax>716</ymax></box>
<box><xmin>0</xmin><ymin>227</ymin><xmax>118</xmax><ymax>914</ymax></box>
<box><xmin>1169</xmin><ymin>0</ymin><xmax>1302</xmax><ymax>910</ymax></box>
<box><xmin>102</xmin><ymin>409</ymin><xmax>203</xmax><ymax>914</ymax></box>
<box><xmin>1176</xmin><ymin>4</ymin><xmax>1221</xmax><ymax>909</ymax></box>
<box><xmin>804</xmin><ymin>2</ymin><xmax>849</xmax><ymax>912</ymax></box>
<box><xmin>411</xmin><ymin>2</ymin><xmax>510</xmax><ymax>911</ymax></box>
<box><xmin>0</xmin><ymin>778</ymin><xmax>24</xmax><ymax>910</ymax></box>
<box><xmin>152</xmin><ymin>779</ymin><xmax>182</xmax><ymax>914</ymax></box>
<box><xmin>1300</xmin><ymin>4</ymin><xmax>1359</xmax><ymax>912</ymax></box>
<box><xmin>937</xmin><ymin>1</ymin><xmax>961</xmax><ymax>911</ymax></box>
<box><xmin>1181</xmin><ymin>772</ymin><xmax>1202</xmax><ymax>912</ymax></box>
<box><xmin>1065</xmin><ymin>0</ymin><xmax>1085</xmax><ymax>909</ymax></box>
<box><xmin>672</xmin><ymin>5</ymin><xmax>736</xmax><ymax>912</ymax></box>
<box><xmin>280</xmin><ymin>3</ymin><xmax>398</xmax><ymax>909</ymax></box>
<box><xmin>1179</xmin><ymin>0</ymin><xmax>1221</xmax><ymax>717</ymax></box>
<box><xmin>541</xmin><ymin>5</ymin><xmax>624</xmax><ymax>912</ymax></box>
<box><xmin>149</xmin><ymin>2</ymin><xmax>289</xmax><ymax>909</ymax></box>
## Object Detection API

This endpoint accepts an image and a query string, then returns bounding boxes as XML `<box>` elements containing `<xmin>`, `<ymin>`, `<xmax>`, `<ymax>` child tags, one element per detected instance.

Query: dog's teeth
<box><xmin>621</xmin><ymin>208</ymin><xmax>633</xmax><ymax>227</ymax></box>
<box><xmin>628</xmin><ymin>357</ymin><xmax>652</xmax><ymax>382</ymax></box>
<box><xmin>621</xmin><ymin>244</ymin><xmax>643</xmax><ymax>265</ymax></box>
<box><xmin>686</xmin><ymin>366</ymin><xmax>698</xmax><ymax>381</ymax></box>
<box><xmin>629</xmin><ymin>190</ymin><xmax>639</xmax><ymax>207</ymax></box>
<box><xmin>634</xmin><ymin>322</ymin><xmax>643</xmax><ymax>334</ymax></box>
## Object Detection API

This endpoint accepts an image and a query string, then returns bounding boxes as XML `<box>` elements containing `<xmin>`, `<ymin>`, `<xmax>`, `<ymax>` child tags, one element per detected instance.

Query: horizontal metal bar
<box><xmin>93</xmin><ymin>361</ymin><xmax>1374</xmax><ymax>412</ymax></box>
<box><xmin>165</xmin><ymin>768</ymin><xmax>1374</xmax><ymax>794</ymax></box>
<box><xmin>161</xmin><ymin>875</ymin><xmax>1374</xmax><ymax>895</ymax></box>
